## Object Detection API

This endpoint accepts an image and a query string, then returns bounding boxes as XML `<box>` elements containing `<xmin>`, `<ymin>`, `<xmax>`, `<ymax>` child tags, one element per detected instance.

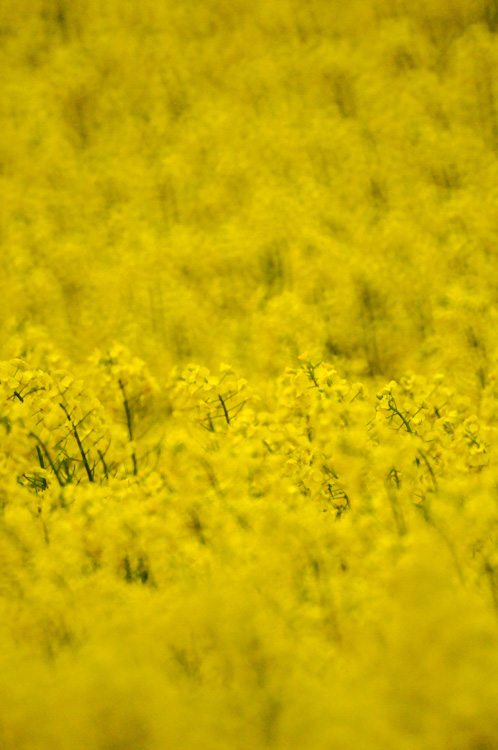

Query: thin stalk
<box><xmin>218</xmin><ymin>393</ymin><xmax>230</xmax><ymax>424</ymax></box>
<box><xmin>59</xmin><ymin>403</ymin><xmax>94</xmax><ymax>482</ymax></box>
<box><xmin>29</xmin><ymin>432</ymin><xmax>64</xmax><ymax>487</ymax></box>
<box><xmin>118</xmin><ymin>380</ymin><xmax>138</xmax><ymax>475</ymax></box>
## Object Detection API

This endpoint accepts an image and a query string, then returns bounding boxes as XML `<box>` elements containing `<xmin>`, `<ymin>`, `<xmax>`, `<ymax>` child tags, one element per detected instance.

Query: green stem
<box><xmin>29</xmin><ymin>433</ymin><xmax>64</xmax><ymax>487</ymax></box>
<box><xmin>118</xmin><ymin>380</ymin><xmax>138</xmax><ymax>475</ymax></box>
<box><xmin>59</xmin><ymin>403</ymin><xmax>94</xmax><ymax>482</ymax></box>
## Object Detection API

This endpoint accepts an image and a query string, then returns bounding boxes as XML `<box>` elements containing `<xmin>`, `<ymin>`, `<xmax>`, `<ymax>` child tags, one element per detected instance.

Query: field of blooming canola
<box><xmin>3</xmin><ymin>1</ymin><xmax>498</xmax><ymax>748</ymax></box>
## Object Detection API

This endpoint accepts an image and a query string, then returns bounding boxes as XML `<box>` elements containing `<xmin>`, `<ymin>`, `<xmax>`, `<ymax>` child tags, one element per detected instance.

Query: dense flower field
<box><xmin>2</xmin><ymin>1</ymin><xmax>498</xmax><ymax>747</ymax></box>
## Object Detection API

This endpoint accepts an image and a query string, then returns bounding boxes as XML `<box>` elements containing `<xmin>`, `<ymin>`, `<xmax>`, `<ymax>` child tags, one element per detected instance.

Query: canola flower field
<box><xmin>3</xmin><ymin>1</ymin><xmax>498</xmax><ymax>747</ymax></box>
